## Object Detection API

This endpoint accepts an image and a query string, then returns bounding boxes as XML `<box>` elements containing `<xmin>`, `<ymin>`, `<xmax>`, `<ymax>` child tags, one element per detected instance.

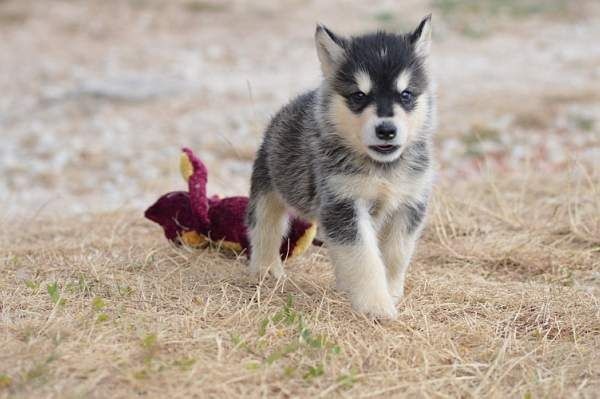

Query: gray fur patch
<box><xmin>403</xmin><ymin>200</ymin><xmax>428</xmax><ymax>234</ymax></box>
<box><xmin>401</xmin><ymin>139</ymin><xmax>431</xmax><ymax>175</ymax></box>
<box><xmin>320</xmin><ymin>199</ymin><xmax>358</xmax><ymax>244</ymax></box>
<box><xmin>246</xmin><ymin>145</ymin><xmax>272</xmax><ymax>229</ymax></box>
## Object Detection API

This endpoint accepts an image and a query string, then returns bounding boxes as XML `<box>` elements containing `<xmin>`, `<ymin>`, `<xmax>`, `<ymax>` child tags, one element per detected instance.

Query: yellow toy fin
<box><xmin>180</xmin><ymin>152</ymin><xmax>194</xmax><ymax>182</ymax></box>
<box><xmin>291</xmin><ymin>224</ymin><xmax>317</xmax><ymax>258</ymax></box>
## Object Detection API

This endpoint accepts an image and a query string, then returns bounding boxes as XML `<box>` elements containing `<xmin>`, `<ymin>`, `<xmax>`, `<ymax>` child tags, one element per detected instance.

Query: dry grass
<box><xmin>1</xmin><ymin>168</ymin><xmax>599</xmax><ymax>398</ymax></box>
<box><xmin>2</xmin><ymin>0</ymin><xmax>599</xmax><ymax>396</ymax></box>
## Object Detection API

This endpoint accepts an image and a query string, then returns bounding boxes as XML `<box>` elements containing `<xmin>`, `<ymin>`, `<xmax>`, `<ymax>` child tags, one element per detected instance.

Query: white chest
<box><xmin>327</xmin><ymin>170</ymin><xmax>432</xmax><ymax>226</ymax></box>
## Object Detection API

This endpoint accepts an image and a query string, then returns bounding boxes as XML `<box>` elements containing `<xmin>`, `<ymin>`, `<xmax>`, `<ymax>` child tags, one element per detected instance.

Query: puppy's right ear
<box><xmin>315</xmin><ymin>24</ymin><xmax>346</xmax><ymax>78</ymax></box>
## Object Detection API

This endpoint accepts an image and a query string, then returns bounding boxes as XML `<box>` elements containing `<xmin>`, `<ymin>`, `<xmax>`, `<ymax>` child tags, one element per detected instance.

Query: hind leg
<box><xmin>246</xmin><ymin>148</ymin><xmax>289</xmax><ymax>279</ymax></box>
<box><xmin>247</xmin><ymin>191</ymin><xmax>289</xmax><ymax>279</ymax></box>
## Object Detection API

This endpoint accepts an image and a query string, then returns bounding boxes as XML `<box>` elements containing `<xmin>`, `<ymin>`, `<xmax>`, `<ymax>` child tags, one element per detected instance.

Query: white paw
<box><xmin>334</xmin><ymin>277</ymin><xmax>351</xmax><ymax>293</ymax></box>
<box><xmin>248</xmin><ymin>259</ymin><xmax>261</xmax><ymax>278</ymax></box>
<box><xmin>270</xmin><ymin>262</ymin><xmax>286</xmax><ymax>280</ymax></box>
<box><xmin>248</xmin><ymin>258</ymin><xmax>285</xmax><ymax>280</ymax></box>
<box><xmin>388</xmin><ymin>281</ymin><xmax>405</xmax><ymax>305</ymax></box>
<box><xmin>352</xmin><ymin>291</ymin><xmax>398</xmax><ymax>320</ymax></box>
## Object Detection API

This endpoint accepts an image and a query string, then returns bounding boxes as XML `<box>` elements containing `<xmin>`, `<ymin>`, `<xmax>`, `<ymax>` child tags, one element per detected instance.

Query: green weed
<box><xmin>46</xmin><ymin>283</ymin><xmax>65</xmax><ymax>306</ymax></box>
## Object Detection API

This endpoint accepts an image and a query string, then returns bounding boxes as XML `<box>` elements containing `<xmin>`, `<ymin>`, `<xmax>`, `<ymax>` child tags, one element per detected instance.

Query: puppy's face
<box><xmin>316</xmin><ymin>17</ymin><xmax>433</xmax><ymax>163</ymax></box>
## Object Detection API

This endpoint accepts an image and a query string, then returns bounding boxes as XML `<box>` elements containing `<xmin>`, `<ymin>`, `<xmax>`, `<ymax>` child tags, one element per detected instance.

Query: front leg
<box><xmin>321</xmin><ymin>198</ymin><xmax>397</xmax><ymax>319</ymax></box>
<box><xmin>380</xmin><ymin>201</ymin><xmax>427</xmax><ymax>304</ymax></box>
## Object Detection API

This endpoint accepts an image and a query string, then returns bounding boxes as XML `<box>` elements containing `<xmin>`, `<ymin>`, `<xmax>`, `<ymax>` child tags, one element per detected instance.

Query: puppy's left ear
<box><xmin>410</xmin><ymin>14</ymin><xmax>432</xmax><ymax>58</ymax></box>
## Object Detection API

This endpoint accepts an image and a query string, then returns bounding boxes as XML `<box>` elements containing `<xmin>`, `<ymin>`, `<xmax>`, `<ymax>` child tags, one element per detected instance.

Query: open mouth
<box><xmin>369</xmin><ymin>145</ymin><xmax>400</xmax><ymax>155</ymax></box>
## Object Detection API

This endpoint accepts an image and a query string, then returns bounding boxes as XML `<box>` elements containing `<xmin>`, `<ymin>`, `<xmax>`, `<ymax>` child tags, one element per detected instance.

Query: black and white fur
<box><xmin>246</xmin><ymin>16</ymin><xmax>435</xmax><ymax>319</ymax></box>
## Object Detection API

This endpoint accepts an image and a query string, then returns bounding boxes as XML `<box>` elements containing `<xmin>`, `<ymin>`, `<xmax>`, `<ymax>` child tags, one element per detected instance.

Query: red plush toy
<box><xmin>145</xmin><ymin>148</ymin><xmax>318</xmax><ymax>259</ymax></box>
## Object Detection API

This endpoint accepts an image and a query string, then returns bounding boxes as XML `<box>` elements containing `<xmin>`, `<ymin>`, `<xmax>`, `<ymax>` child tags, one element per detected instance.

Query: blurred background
<box><xmin>1</xmin><ymin>0</ymin><xmax>599</xmax><ymax>218</ymax></box>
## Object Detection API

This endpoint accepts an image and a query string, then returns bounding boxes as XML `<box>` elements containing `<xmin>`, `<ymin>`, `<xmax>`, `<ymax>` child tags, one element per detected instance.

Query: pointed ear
<box><xmin>411</xmin><ymin>14</ymin><xmax>432</xmax><ymax>58</ymax></box>
<box><xmin>315</xmin><ymin>24</ymin><xmax>346</xmax><ymax>78</ymax></box>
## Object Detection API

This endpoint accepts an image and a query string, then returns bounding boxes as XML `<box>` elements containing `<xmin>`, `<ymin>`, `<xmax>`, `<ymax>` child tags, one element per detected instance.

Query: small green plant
<box><xmin>230</xmin><ymin>333</ymin><xmax>242</xmax><ymax>346</ymax></box>
<box><xmin>173</xmin><ymin>356</ymin><xmax>196</xmax><ymax>371</ymax></box>
<box><xmin>140</xmin><ymin>333</ymin><xmax>159</xmax><ymax>364</ymax></box>
<box><xmin>23</xmin><ymin>363</ymin><xmax>47</xmax><ymax>383</ymax></box>
<box><xmin>283</xmin><ymin>366</ymin><xmax>296</xmax><ymax>377</ymax></box>
<box><xmin>303</xmin><ymin>363</ymin><xmax>325</xmax><ymax>380</ymax></box>
<box><xmin>266</xmin><ymin>343</ymin><xmax>300</xmax><ymax>365</ymax></box>
<box><xmin>25</xmin><ymin>280</ymin><xmax>40</xmax><ymax>291</ymax></box>
<box><xmin>258</xmin><ymin>318</ymin><xmax>269</xmax><ymax>337</ymax></box>
<box><xmin>569</xmin><ymin>114</ymin><xmax>595</xmax><ymax>132</ymax></box>
<box><xmin>299</xmin><ymin>323</ymin><xmax>327</xmax><ymax>349</ymax></box>
<box><xmin>236</xmin><ymin>294</ymin><xmax>342</xmax><ymax>373</ymax></box>
<box><xmin>0</xmin><ymin>374</ymin><xmax>12</xmax><ymax>389</ymax></box>
<box><xmin>96</xmin><ymin>313</ymin><xmax>109</xmax><ymax>323</ymax></box>
<box><xmin>245</xmin><ymin>362</ymin><xmax>261</xmax><ymax>371</ymax></box>
<box><xmin>141</xmin><ymin>333</ymin><xmax>157</xmax><ymax>349</ymax></box>
<box><xmin>91</xmin><ymin>296</ymin><xmax>106</xmax><ymax>311</ymax></box>
<box><xmin>337</xmin><ymin>369</ymin><xmax>359</xmax><ymax>388</ymax></box>
<box><xmin>77</xmin><ymin>275</ymin><xmax>93</xmax><ymax>296</ymax></box>
<box><xmin>46</xmin><ymin>283</ymin><xmax>65</xmax><ymax>306</ymax></box>
<box><xmin>118</xmin><ymin>285</ymin><xmax>134</xmax><ymax>297</ymax></box>
<box><xmin>65</xmin><ymin>275</ymin><xmax>96</xmax><ymax>295</ymax></box>
<box><xmin>258</xmin><ymin>294</ymin><xmax>298</xmax><ymax>337</ymax></box>
<box><xmin>132</xmin><ymin>369</ymin><xmax>150</xmax><ymax>380</ymax></box>
<box><xmin>22</xmin><ymin>354</ymin><xmax>56</xmax><ymax>384</ymax></box>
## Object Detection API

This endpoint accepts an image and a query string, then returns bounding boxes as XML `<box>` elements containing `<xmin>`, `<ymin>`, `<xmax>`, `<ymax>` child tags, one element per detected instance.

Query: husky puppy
<box><xmin>246</xmin><ymin>16</ymin><xmax>435</xmax><ymax>319</ymax></box>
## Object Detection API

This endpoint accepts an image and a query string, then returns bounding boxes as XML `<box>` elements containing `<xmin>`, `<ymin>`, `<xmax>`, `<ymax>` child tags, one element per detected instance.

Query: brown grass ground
<box><xmin>1</xmin><ymin>168</ymin><xmax>599</xmax><ymax>398</ymax></box>
<box><xmin>2</xmin><ymin>1</ymin><xmax>600</xmax><ymax>397</ymax></box>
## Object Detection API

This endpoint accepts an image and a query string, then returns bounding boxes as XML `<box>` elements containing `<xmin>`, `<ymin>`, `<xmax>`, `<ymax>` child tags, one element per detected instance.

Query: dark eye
<box><xmin>349</xmin><ymin>91</ymin><xmax>367</xmax><ymax>102</ymax></box>
<box><xmin>400</xmin><ymin>90</ymin><xmax>414</xmax><ymax>105</ymax></box>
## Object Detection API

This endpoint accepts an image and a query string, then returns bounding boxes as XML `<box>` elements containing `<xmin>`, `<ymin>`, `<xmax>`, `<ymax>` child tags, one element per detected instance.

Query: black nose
<box><xmin>375</xmin><ymin>122</ymin><xmax>397</xmax><ymax>141</ymax></box>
